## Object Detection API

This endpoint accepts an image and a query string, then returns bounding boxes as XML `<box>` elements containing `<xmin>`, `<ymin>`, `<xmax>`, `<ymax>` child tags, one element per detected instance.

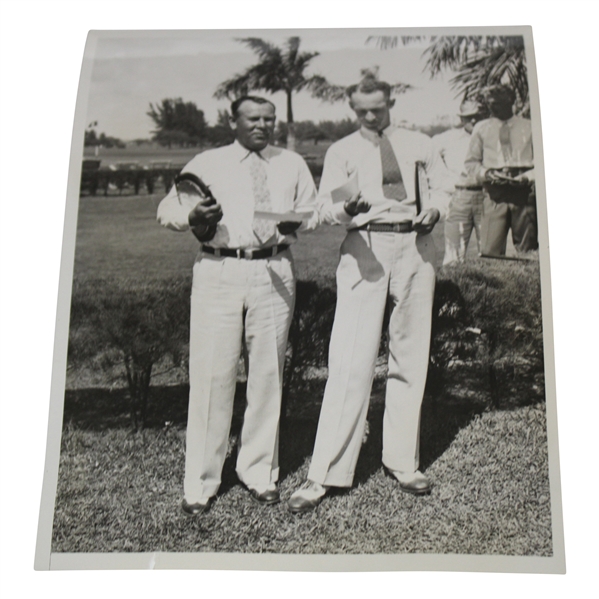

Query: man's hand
<box><xmin>344</xmin><ymin>192</ymin><xmax>371</xmax><ymax>217</ymax></box>
<box><xmin>485</xmin><ymin>168</ymin><xmax>505</xmax><ymax>182</ymax></box>
<box><xmin>188</xmin><ymin>197</ymin><xmax>223</xmax><ymax>227</ymax></box>
<box><xmin>514</xmin><ymin>168</ymin><xmax>535</xmax><ymax>184</ymax></box>
<box><xmin>277</xmin><ymin>221</ymin><xmax>302</xmax><ymax>235</ymax></box>
<box><xmin>412</xmin><ymin>208</ymin><xmax>440</xmax><ymax>235</ymax></box>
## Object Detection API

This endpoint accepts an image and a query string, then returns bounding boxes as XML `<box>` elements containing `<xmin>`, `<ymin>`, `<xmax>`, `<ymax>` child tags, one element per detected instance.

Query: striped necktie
<box><xmin>379</xmin><ymin>133</ymin><xmax>407</xmax><ymax>201</ymax></box>
<box><xmin>249</xmin><ymin>151</ymin><xmax>276</xmax><ymax>243</ymax></box>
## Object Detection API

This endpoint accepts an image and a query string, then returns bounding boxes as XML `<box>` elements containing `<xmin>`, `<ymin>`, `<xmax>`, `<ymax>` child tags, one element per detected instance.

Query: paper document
<box><xmin>330</xmin><ymin>175</ymin><xmax>359</xmax><ymax>204</ymax></box>
<box><xmin>254</xmin><ymin>210</ymin><xmax>314</xmax><ymax>223</ymax></box>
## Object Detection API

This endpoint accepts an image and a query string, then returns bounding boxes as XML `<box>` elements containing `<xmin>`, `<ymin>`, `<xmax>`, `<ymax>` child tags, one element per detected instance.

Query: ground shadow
<box><xmin>64</xmin><ymin>357</ymin><xmax>542</xmax><ymax>491</ymax></box>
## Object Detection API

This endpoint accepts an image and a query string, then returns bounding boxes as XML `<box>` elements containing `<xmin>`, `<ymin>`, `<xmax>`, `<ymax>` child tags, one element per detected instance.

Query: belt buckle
<box><xmin>214</xmin><ymin>247</ymin><xmax>221</xmax><ymax>258</ymax></box>
<box><xmin>244</xmin><ymin>248</ymin><xmax>253</xmax><ymax>260</ymax></box>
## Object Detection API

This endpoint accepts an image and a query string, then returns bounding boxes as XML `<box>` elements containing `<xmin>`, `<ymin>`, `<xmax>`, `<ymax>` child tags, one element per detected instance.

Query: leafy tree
<box><xmin>147</xmin><ymin>98</ymin><xmax>207</xmax><ymax>147</ymax></box>
<box><xmin>295</xmin><ymin>120</ymin><xmax>327</xmax><ymax>145</ymax></box>
<box><xmin>214</xmin><ymin>37</ymin><xmax>331</xmax><ymax>151</ymax></box>
<box><xmin>84</xmin><ymin>124</ymin><xmax>125</xmax><ymax>149</ymax></box>
<box><xmin>318</xmin><ymin>118</ymin><xmax>359</xmax><ymax>142</ymax></box>
<box><xmin>205</xmin><ymin>109</ymin><xmax>236</xmax><ymax>147</ymax></box>
<box><xmin>368</xmin><ymin>35</ymin><xmax>529</xmax><ymax>115</ymax></box>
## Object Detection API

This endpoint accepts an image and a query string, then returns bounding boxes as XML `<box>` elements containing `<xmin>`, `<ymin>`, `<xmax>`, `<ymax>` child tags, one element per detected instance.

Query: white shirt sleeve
<box><xmin>421</xmin><ymin>135</ymin><xmax>451</xmax><ymax>219</ymax></box>
<box><xmin>293</xmin><ymin>156</ymin><xmax>319</xmax><ymax>231</ymax></box>
<box><xmin>464</xmin><ymin>123</ymin><xmax>488</xmax><ymax>184</ymax></box>
<box><xmin>316</xmin><ymin>144</ymin><xmax>354</xmax><ymax>226</ymax></box>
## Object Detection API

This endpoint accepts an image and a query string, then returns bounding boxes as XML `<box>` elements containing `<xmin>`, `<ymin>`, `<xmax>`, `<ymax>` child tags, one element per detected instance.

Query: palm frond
<box><xmin>390</xmin><ymin>82</ymin><xmax>413</xmax><ymax>95</ymax></box>
<box><xmin>237</xmin><ymin>37</ymin><xmax>282</xmax><ymax>62</ymax></box>
<box><xmin>214</xmin><ymin>61</ymin><xmax>287</xmax><ymax>99</ymax></box>
<box><xmin>366</xmin><ymin>35</ymin><xmax>399</xmax><ymax>50</ymax></box>
<box><xmin>304</xmin><ymin>76</ymin><xmax>347</xmax><ymax>102</ymax></box>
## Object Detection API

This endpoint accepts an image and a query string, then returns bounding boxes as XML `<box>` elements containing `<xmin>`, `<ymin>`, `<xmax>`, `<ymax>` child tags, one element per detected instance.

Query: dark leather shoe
<box><xmin>181</xmin><ymin>498</ymin><xmax>212</xmax><ymax>516</ymax></box>
<box><xmin>385</xmin><ymin>468</ymin><xmax>432</xmax><ymax>495</ymax></box>
<box><xmin>248</xmin><ymin>487</ymin><xmax>280</xmax><ymax>506</ymax></box>
<box><xmin>288</xmin><ymin>481</ymin><xmax>329</xmax><ymax>514</ymax></box>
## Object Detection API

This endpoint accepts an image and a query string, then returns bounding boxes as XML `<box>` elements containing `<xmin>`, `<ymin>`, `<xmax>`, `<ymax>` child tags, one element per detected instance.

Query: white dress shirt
<box><xmin>464</xmin><ymin>115</ymin><xmax>534</xmax><ymax>184</ymax></box>
<box><xmin>157</xmin><ymin>140</ymin><xmax>317</xmax><ymax>249</ymax></box>
<box><xmin>317</xmin><ymin>126</ymin><xmax>451</xmax><ymax>227</ymax></box>
<box><xmin>432</xmin><ymin>127</ymin><xmax>479</xmax><ymax>188</ymax></box>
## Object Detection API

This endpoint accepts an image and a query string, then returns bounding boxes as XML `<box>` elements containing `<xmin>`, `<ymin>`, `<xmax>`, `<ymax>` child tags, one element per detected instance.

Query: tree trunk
<box><xmin>286</xmin><ymin>90</ymin><xmax>296</xmax><ymax>151</ymax></box>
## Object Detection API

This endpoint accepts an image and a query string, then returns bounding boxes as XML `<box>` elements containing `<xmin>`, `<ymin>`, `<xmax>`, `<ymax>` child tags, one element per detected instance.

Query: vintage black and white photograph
<box><xmin>33</xmin><ymin>26</ymin><xmax>564</xmax><ymax>572</ymax></box>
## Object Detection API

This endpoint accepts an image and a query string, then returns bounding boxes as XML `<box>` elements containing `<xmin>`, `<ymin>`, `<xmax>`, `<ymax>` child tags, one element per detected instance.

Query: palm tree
<box><xmin>367</xmin><ymin>35</ymin><xmax>529</xmax><ymax>115</ymax></box>
<box><xmin>310</xmin><ymin>65</ymin><xmax>412</xmax><ymax>101</ymax></box>
<box><xmin>214</xmin><ymin>37</ymin><xmax>330</xmax><ymax>151</ymax></box>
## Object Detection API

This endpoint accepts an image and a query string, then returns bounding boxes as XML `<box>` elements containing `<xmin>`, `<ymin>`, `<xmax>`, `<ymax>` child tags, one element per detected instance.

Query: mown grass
<box><xmin>52</xmin><ymin>397</ymin><xmax>551</xmax><ymax>555</ymax></box>
<box><xmin>73</xmin><ymin>196</ymin><xmax>453</xmax><ymax>283</ymax></box>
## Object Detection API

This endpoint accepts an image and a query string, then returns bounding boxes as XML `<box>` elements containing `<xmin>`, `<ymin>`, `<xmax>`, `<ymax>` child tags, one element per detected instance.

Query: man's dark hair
<box><xmin>482</xmin><ymin>84</ymin><xmax>516</xmax><ymax>105</ymax></box>
<box><xmin>230</xmin><ymin>96</ymin><xmax>276</xmax><ymax>119</ymax></box>
<box><xmin>346</xmin><ymin>77</ymin><xmax>392</xmax><ymax>101</ymax></box>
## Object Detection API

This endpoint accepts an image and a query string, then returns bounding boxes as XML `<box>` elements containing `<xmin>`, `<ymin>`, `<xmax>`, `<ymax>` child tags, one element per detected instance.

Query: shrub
<box><xmin>431</xmin><ymin>258</ymin><xmax>544</xmax><ymax>407</ymax></box>
<box><xmin>66</xmin><ymin>258</ymin><xmax>545</xmax><ymax>428</ymax></box>
<box><xmin>68</xmin><ymin>277</ymin><xmax>190</xmax><ymax>429</ymax></box>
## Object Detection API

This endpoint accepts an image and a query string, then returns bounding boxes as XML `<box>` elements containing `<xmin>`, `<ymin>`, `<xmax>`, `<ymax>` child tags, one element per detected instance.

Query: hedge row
<box><xmin>79</xmin><ymin>167</ymin><xmax>182</xmax><ymax>197</ymax></box>
<box><xmin>79</xmin><ymin>161</ymin><xmax>324</xmax><ymax>197</ymax></box>
<box><xmin>67</xmin><ymin>259</ymin><xmax>545</xmax><ymax>429</ymax></box>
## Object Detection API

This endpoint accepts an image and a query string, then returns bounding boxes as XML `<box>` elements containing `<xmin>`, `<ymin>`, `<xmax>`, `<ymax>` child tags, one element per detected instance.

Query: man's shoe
<box><xmin>181</xmin><ymin>498</ymin><xmax>212</xmax><ymax>516</ymax></box>
<box><xmin>288</xmin><ymin>480</ymin><xmax>329</xmax><ymax>514</ymax></box>
<box><xmin>248</xmin><ymin>486</ymin><xmax>280</xmax><ymax>506</ymax></box>
<box><xmin>387</xmin><ymin>469</ymin><xmax>432</xmax><ymax>495</ymax></box>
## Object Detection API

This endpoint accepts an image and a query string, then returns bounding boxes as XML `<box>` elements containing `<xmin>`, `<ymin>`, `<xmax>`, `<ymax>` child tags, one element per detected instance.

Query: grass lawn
<box><xmin>72</xmin><ymin>195</ymin><xmax>459</xmax><ymax>283</ymax></box>
<box><xmin>53</xmin><ymin>194</ymin><xmax>547</xmax><ymax>556</ymax></box>
<box><xmin>53</xmin><ymin>395</ymin><xmax>551</xmax><ymax>555</ymax></box>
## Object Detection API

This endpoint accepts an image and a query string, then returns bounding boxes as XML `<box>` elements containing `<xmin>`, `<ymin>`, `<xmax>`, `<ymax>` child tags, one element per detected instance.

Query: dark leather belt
<box><xmin>358</xmin><ymin>222</ymin><xmax>413</xmax><ymax>233</ymax></box>
<box><xmin>201</xmin><ymin>244</ymin><xmax>289</xmax><ymax>260</ymax></box>
<box><xmin>455</xmin><ymin>185</ymin><xmax>483</xmax><ymax>191</ymax></box>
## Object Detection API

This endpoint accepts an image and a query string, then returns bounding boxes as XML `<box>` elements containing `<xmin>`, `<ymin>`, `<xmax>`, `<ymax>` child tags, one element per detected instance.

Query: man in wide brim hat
<box><xmin>433</xmin><ymin>99</ymin><xmax>488</xmax><ymax>264</ymax></box>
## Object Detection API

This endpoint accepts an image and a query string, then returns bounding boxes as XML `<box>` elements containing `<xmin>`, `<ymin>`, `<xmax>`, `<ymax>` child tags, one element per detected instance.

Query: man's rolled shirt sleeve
<box><xmin>421</xmin><ymin>135</ymin><xmax>452</xmax><ymax>219</ymax></box>
<box><xmin>464</xmin><ymin>124</ymin><xmax>487</xmax><ymax>185</ymax></box>
<box><xmin>316</xmin><ymin>145</ymin><xmax>355</xmax><ymax>226</ymax></box>
<box><xmin>293</xmin><ymin>156</ymin><xmax>319</xmax><ymax>231</ymax></box>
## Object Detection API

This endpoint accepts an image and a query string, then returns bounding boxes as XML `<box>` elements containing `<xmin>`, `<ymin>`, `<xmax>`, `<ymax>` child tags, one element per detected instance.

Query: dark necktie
<box><xmin>499</xmin><ymin>122</ymin><xmax>512</xmax><ymax>164</ymax></box>
<box><xmin>379</xmin><ymin>133</ymin><xmax>407</xmax><ymax>201</ymax></box>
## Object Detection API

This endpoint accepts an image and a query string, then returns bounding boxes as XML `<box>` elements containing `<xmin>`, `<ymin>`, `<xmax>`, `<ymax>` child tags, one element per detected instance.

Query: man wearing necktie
<box><xmin>289</xmin><ymin>77</ymin><xmax>450</xmax><ymax>513</ymax></box>
<box><xmin>464</xmin><ymin>85</ymin><xmax>536</xmax><ymax>256</ymax></box>
<box><xmin>157</xmin><ymin>96</ymin><xmax>316</xmax><ymax>515</ymax></box>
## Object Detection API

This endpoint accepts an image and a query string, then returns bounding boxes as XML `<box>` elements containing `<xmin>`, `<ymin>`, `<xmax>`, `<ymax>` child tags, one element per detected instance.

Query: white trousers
<box><xmin>443</xmin><ymin>188</ymin><xmax>484</xmax><ymax>265</ymax></box>
<box><xmin>184</xmin><ymin>251</ymin><xmax>295</xmax><ymax>503</ymax></box>
<box><xmin>307</xmin><ymin>230</ymin><xmax>437</xmax><ymax>487</ymax></box>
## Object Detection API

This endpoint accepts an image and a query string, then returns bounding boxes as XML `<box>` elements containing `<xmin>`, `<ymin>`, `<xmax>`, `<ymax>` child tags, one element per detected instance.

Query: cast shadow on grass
<box><xmin>62</xmin><ymin>378</ymin><xmax>491</xmax><ymax>494</ymax></box>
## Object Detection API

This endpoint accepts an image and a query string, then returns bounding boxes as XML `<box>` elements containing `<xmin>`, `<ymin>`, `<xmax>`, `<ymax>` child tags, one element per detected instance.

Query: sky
<box><xmin>85</xmin><ymin>29</ymin><xmax>463</xmax><ymax>140</ymax></box>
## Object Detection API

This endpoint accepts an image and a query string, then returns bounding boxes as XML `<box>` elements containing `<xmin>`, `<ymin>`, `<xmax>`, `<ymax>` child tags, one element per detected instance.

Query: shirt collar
<box><xmin>233</xmin><ymin>139</ymin><xmax>273</xmax><ymax>163</ymax></box>
<box><xmin>491</xmin><ymin>114</ymin><xmax>517</xmax><ymax>126</ymax></box>
<box><xmin>359</xmin><ymin>123</ymin><xmax>396</xmax><ymax>144</ymax></box>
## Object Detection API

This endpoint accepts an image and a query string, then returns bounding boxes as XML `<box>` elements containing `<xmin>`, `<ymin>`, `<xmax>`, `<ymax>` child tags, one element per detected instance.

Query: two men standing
<box><xmin>159</xmin><ymin>79</ymin><xmax>451</xmax><ymax>516</ymax></box>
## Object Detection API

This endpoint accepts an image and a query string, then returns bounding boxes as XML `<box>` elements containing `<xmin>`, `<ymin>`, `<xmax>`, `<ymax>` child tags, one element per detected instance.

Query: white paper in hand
<box><xmin>254</xmin><ymin>210</ymin><xmax>314</xmax><ymax>223</ymax></box>
<box><xmin>330</xmin><ymin>175</ymin><xmax>359</xmax><ymax>204</ymax></box>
